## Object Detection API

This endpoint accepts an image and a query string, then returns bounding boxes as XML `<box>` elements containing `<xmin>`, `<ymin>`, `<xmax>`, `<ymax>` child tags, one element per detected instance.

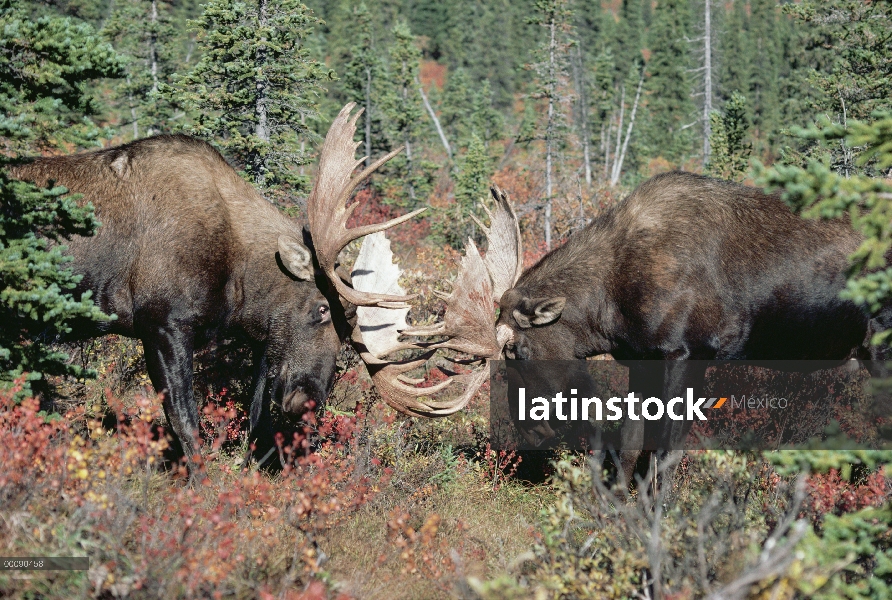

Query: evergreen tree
<box><xmin>706</xmin><ymin>92</ymin><xmax>751</xmax><ymax>181</ymax></box>
<box><xmin>339</xmin><ymin>2</ymin><xmax>384</xmax><ymax>165</ymax></box>
<box><xmin>408</xmin><ymin>0</ymin><xmax>534</xmax><ymax>107</ymax></box>
<box><xmin>434</xmin><ymin>133</ymin><xmax>492</xmax><ymax>249</ymax></box>
<box><xmin>439</xmin><ymin>69</ymin><xmax>503</xmax><ymax>149</ymax></box>
<box><xmin>0</xmin><ymin>0</ymin><xmax>121</xmax><ymax>392</ymax></box>
<box><xmin>777</xmin><ymin>0</ymin><xmax>892</xmax><ymax>177</ymax></box>
<box><xmin>786</xmin><ymin>0</ymin><xmax>892</xmax><ymax>123</ymax></box>
<box><xmin>380</xmin><ymin>19</ymin><xmax>425</xmax><ymax>204</ymax></box>
<box><xmin>103</xmin><ymin>0</ymin><xmax>179</xmax><ymax>139</ymax></box>
<box><xmin>165</xmin><ymin>0</ymin><xmax>329</xmax><ymax>199</ymax></box>
<box><xmin>640</xmin><ymin>0</ymin><xmax>695</xmax><ymax>167</ymax></box>
<box><xmin>746</xmin><ymin>0</ymin><xmax>785</xmax><ymax>150</ymax></box>
<box><xmin>717</xmin><ymin>0</ymin><xmax>752</xmax><ymax>106</ymax></box>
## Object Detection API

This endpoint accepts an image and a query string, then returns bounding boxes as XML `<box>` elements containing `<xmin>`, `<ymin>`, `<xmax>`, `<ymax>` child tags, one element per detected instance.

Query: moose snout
<box><xmin>281</xmin><ymin>387</ymin><xmax>313</xmax><ymax>414</ymax></box>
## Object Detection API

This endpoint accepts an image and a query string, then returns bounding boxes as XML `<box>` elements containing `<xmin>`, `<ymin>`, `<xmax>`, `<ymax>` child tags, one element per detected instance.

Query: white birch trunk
<box><xmin>150</xmin><ymin>0</ymin><xmax>159</xmax><ymax>94</ymax></box>
<box><xmin>611</xmin><ymin>86</ymin><xmax>626</xmax><ymax>179</ymax></box>
<box><xmin>610</xmin><ymin>71</ymin><xmax>644</xmax><ymax>186</ymax></box>
<box><xmin>417</xmin><ymin>76</ymin><xmax>451</xmax><ymax>159</ymax></box>
<box><xmin>703</xmin><ymin>0</ymin><xmax>713</xmax><ymax>165</ymax></box>
<box><xmin>573</xmin><ymin>42</ymin><xmax>591</xmax><ymax>186</ymax></box>
<box><xmin>544</xmin><ymin>17</ymin><xmax>556</xmax><ymax>252</ymax></box>
<box><xmin>365</xmin><ymin>66</ymin><xmax>372</xmax><ymax>167</ymax></box>
<box><xmin>253</xmin><ymin>0</ymin><xmax>269</xmax><ymax>191</ymax></box>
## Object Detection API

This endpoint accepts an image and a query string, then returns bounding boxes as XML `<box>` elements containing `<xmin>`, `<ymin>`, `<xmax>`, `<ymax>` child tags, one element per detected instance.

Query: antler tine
<box><xmin>470</xmin><ymin>185</ymin><xmax>522</xmax><ymax>302</ymax></box>
<box><xmin>351</xmin><ymin>231</ymin><xmax>494</xmax><ymax>416</ymax></box>
<box><xmin>308</xmin><ymin>103</ymin><xmax>426</xmax><ymax>307</ymax></box>
<box><xmin>400</xmin><ymin>239</ymin><xmax>501</xmax><ymax>358</ymax></box>
<box><xmin>368</xmin><ymin>361</ymin><xmax>488</xmax><ymax>417</ymax></box>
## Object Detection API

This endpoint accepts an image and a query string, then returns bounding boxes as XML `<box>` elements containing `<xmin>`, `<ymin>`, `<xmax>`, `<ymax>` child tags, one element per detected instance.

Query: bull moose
<box><xmin>491</xmin><ymin>172</ymin><xmax>892</xmax><ymax>477</ymax></box>
<box><xmin>7</xmin><ymin>104</ymin><xmax>466</xmax><ymax>466</ymax></box>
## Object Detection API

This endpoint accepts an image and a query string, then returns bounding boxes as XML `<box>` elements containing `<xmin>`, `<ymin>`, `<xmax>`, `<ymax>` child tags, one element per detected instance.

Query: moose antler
<box><xmin>310</xmin><ymin>102</ymin><xmax>524</xmax><ymax>416</ymax></box>
<box><xmin>473</xmin><ymin>186</ymin><xmax>522</xmax><ymax>302</ymax></box>
<box><xmin>350</xmin><ymin>186</ymin><xmax>523</xmax><ymax>417</ymax></box>
<box><xmin>308</xmin><ymin>102</ymin><xmax>426</xmax><ymax>308</ymax></box>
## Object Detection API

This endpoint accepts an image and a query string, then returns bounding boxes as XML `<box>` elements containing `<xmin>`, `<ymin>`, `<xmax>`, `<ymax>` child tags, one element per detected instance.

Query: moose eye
<box><xmin>316</xmin><ymin>304</ymin><xmax>330</xmax><ymax>323</ymax></box>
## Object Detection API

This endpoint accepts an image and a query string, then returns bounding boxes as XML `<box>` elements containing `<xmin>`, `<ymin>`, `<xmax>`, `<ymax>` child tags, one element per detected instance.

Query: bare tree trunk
<box><xmin>703</xmin><ymin>0</ymin><xmax>713</xmax><ymax>165</ymax></box>
<box><xmin>572</xmin><ymin>41</ymin><xmax>591</xmax><ymax>186</ymax></box>
<box><xmin>128</xmin><ymin>81</ymin><xmax>139</xmax><ymax>140</ymax></box>
<box><xmin>402</xmin><ymin>60</ymin><xmax>415</xmax><ymax>201</ymax></box>
<box><xmin>146</xmin><ymin>0</ymin><xmax>159</xmax><ymax>136</ymax></box>
<box><xmin>611</xmin><ymin>70</ymin><xmax>644</xmax><ymax>186</ymax></box>
<box><xmin>611</xmin><ymin>85</ymin><xmax>626</xmax><ymax>179</ymax></box>
<box><xmin>416</xmin><ymin>76</ymin><xmax>451</xmax><ymax>159</ymax></box>
<box><xmin>364</xmin><ymin>66</ymin><xmax>372</xmax><ymax>167</ymax></box>
<box><xmin>544</xmin><ymin>17</ymin><xmax>557</xmax><ymax>252</ymax></box>
<box><xmin>253</xmin><ymin>0</ymin><xmax>269</xmax><ymax>192</ymax></box>
<box><xmin>150</xmin><ymin>0</ymin><xmax>159</xmax><ymax>94</ymax></box>
<box><xmin>603</xmin><ymin>118</ymin><xmax>611</xmax><ymax>180</ymax></box>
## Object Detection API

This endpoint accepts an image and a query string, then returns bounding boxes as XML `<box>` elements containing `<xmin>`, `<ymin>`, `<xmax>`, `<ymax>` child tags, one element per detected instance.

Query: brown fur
<box><xmin>10</xmin><ymin>135</ymin><xmax>342</xmax><ymax>466</ymax></box>
<box><xmin>497</xmin><ymin>171</ymin><xmax>889</xmax><ymax>476</ymax></box>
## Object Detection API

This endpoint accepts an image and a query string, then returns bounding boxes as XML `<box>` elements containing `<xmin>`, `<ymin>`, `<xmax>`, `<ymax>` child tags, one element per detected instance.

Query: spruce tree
<box><xmin>640</xmin><ymin>0</ymin><xmax>695</xmax><ymax>167</ymax></box>
<box><xmin>380</xmin><ymin>19</ymin><xmax>425</xmax><ymax>204</ymax></box>
<box><xmin>434</xmin><ymin>133</ymin><xmax>492</xmax><ymax>249</ymax></box>
<box><xmin>103</xmin><ymin>0</ymin><xmax>179</xmax><ymax>139</ymax></box>
<box><xmin>166</xmin><ymin>0</ymin><xmax>329</xmax><ymax>200</ymax></box>
<box><xmin>706</xmin><ymin>92</ymin><xmax>751</xmax><ymax>181</ymax></box>
<box><xmin>528</xmin><ymin>0</ymin><xmax>574</xmax><ymax>251</ymax></box>
<box><xmin>0</xmin><ymin>0</ymin><xmax>121</xmax><ymax>392</ymax></box>
<box><xmin>339</xmin><ymin>3</ymin><xmax>384</xmax><ymax>165</ymax></box>
<box><xmin>440</xmin><ymin>69</ymin><xmax>503</xmax><ymax>149</ymax></box>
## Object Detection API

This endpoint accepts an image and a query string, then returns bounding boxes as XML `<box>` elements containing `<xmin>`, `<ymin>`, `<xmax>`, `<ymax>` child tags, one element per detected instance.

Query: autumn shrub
<box><xmin>0</xmin><ymin>378</ymin><xmax>389</xmax><ymax>598</ymax></box>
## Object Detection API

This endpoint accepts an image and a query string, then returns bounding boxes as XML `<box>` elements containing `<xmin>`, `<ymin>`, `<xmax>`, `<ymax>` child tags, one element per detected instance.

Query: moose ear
<box><xmin>277</xmin><ymin>235</ymin><xmax>314</xmax><ymax>281</ymax></box>
<box><xmin>513</xmin><ymin>296</ymin><xmax>566</xmax><ymax>329</ymax></box>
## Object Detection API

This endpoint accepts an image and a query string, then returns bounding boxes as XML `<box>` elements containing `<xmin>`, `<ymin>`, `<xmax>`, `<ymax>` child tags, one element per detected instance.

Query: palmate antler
<box><xmin>310</xmin><ymin>102</ymin><xmax>522</xmax><ymax>417</ymax></box>
<box><xmin>308</xmin><ymin>102</ymin><xmax>425</xmax><ymax>308</ymax></box>
<box><xmin>351</xmin><ymin>188</ymin><xmax>522</xmax><ymax>416</ymax></box>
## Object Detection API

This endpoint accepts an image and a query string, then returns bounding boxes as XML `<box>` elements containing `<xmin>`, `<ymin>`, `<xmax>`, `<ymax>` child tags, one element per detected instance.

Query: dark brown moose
<box><xmin>492</xmin><ymin>171</ymin><xmax>892</xmax><ymax>477</ymax></box>
<box><xmin>8</xmin><ymin>104</ymin><xmax>497</xmax><ymax>466</ymax></box>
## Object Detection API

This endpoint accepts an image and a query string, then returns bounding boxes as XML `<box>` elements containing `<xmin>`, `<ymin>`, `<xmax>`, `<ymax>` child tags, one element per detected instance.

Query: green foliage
<box><xmin>102</xmin><ymin>0</ymin><xmax>181</xmax><ymax>138</ymax></box>
<box><xmin>784</xmin><ymin>0</ymin><xmax>892</xmax><ymax>123</ymax></box>
<box><xmin>339</xmin><ymin>3</ymin><xmax>381</xmax><ymax>112</ymax></box>
<box><xmin>764</xmin><ymin>450</ymin><xmax>892</xmax><ymax>600</ymax></box>
<box><xmin>434</xmin><ymin>134</ymin><xmax>492</xmax><ymax>249</ymax></box>
<box><xmin>706</xmin><ymin>92</ymin><xmax>752</xmax><ymax>181</ymax></box>
<box><xmin>405</xmin><ymin>0</ymin><xmax>534</xmax><ymax>107</ymax></box>
<box><xmin>165</xmin><ymin>0</ymin><xmax>329</xmax><ymax>199</ymax></box>
<box><xmin>0</xmin><ymin>177</ymin><xmax>112</xmax><ymax>388</ymax></box>
<box><xmin>639</xmin><ymin>0</ymin><xmax>694</xmax><ymax>166</ymax></box>
<box><xmin>0</xmin><ymin>0</ymin><xmax>120</xmax><ymax>392</ymax></box>
<box><xmin>439</xmin><ymin>70</ymin><xmax>504</xmax><ymax>149</ymax></box>
<box><xmin>757</xmin><ymin>114</ymin><xmax>892</xmax><ymax>318</ymax></box>
<box><xmin>376</xmin><ymin>19</ymin><xmax>426</xmax><ymax>204</ymax></box>
<box><xmin>0</xmin><ymin>0</ymin><xmax>123</xmax><ymax>153</ymax></box>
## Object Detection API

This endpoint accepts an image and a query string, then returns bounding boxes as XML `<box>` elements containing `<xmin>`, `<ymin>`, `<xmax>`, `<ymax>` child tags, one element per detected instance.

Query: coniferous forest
<box><xmin>1</xmin><ymin>0</ymin><xmax>892</xmax><ymax>598</ymax></box>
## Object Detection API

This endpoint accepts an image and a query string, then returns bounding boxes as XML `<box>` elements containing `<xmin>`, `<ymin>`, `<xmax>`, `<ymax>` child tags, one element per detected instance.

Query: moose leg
<box><xmin>142</xmin><ymin>326</ymin><xmax>200</xmax><ymax>469</ymax></box>
<box><xmin>619</xmin><ymin>361</ymin><xmax>664</xmax><ymax>484</ymax></box>
<box><xmin>649</xmin><ymin>360</ymin><xmax>710</xmax><ymax>487</ymax></box>
<box><xmin>246</xmin><ymin>353</ymin><xmax>278</xmax><ymax>470</ymax></box>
